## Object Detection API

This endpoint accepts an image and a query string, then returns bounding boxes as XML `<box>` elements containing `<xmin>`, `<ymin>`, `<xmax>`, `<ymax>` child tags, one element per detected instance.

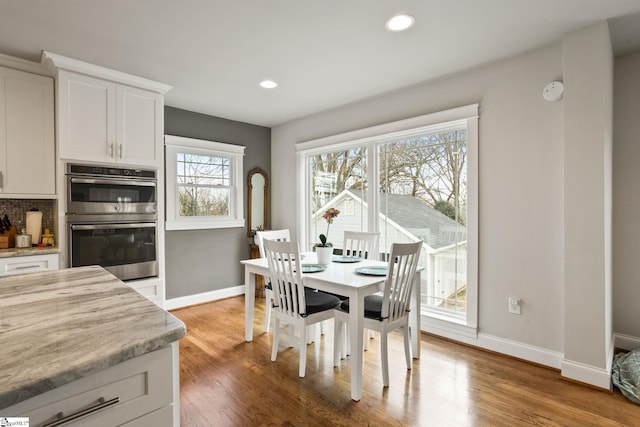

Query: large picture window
<box><xmin>297</xmin><ymin>105</ymin><xmax>478</xmax><ymax>330</ymax></box>
<box><xmin>165</xmin><ymin>135</ymin><xmax>245</xmax><ymax>230</ymax></box>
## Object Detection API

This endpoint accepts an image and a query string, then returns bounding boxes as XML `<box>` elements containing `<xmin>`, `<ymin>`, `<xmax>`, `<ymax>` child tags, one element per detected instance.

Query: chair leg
<box><xmin>333</xmin><ymin>317</ymin><xmax>343</xmax><ymax>366</ymax></box>
<box><xmin>403</xmin><ymin>325</ymin><xmax>412</xmax><ymax>370</ymax></box>
<box><xmin>381</xmin><ymin>330</ymin><xmax>390</xmax><ymax>387</ymax></box>
<box><xmin>306</xmin><ymin>325</ymin><xmax>318</xmax><ymax>344</ymax></box>
<box><xmin>299</xmin><ymin>324</ymin><xmax>307</xmax><ymax>377</ymax></box>
<box><xmin>271</xmin><ymin>318</ymin><xmax>280</xmax><ymax>362</ymax></box>
<box><xmin>288</xmin><ymin>324</ymin><xmax>295</xmax><ymax>347</ymax></box>
<box><xmin>265</xmin><ymin>289</ymin><xmax>273</xmax><ymax>332</ymax></box>
<box><xmin>343</xmin><ymin>322</ymin><xmax>350</xmax><ymax>356</ymax></box>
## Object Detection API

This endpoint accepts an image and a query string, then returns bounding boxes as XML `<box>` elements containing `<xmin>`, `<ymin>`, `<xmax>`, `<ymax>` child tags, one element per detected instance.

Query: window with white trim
<box><xmin>165</xmin><ymin>135</ymin><xmax>245</xmax><ymax>230</ymax></box>
<box><xmin>297</xmin><ymin>105</ymin><xmax>478</xmax><ymax>331</ymax></box>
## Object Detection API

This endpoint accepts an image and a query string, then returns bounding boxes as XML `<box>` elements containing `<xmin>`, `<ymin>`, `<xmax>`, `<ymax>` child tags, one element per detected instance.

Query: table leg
<box><xmin>411</xmin><ymin>271</ymin><xmax>421</xmax><ymax>359</ymax></box>
<box><xmin>245</xmin><ymin>268</ymin><xmax>256</xmax><ymax>342</ymax></box>
<box><xmin>349</xmin><ymin>294</ymin><xmax>364</xmax><ymax>401</ymax></box>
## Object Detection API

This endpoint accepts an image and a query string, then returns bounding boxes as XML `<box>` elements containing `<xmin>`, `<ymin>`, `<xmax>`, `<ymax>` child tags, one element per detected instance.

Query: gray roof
<box><xmin>350</xmin><ymin>190</ymin><xmax>467</xmax><ymax>250</ymax></box>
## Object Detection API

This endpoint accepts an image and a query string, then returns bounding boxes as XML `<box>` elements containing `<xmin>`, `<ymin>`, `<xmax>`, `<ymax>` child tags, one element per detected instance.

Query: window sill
<box><xmin>165</xmin><ymin>219</ymin><xmax>245</xmax><ymax>231</ymax></box>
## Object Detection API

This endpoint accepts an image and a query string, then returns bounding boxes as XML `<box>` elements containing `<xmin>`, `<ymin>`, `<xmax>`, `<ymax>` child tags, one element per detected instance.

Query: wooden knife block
<box><xmin>0</xmin><ymin>226</ymin><xmax>17</xmax><ymax>249</ymax></box>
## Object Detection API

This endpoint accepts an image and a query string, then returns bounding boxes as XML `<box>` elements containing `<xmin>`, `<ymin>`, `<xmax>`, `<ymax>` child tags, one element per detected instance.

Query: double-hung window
<box><xmin>297</xmin><ymin>105</ymin><xmax>478</xmax><ymax>333</ymax></box>
<box><xmin>165</xmin><ymin>135</ymin><xmax>245</xmax><ymax>230</ymax></box>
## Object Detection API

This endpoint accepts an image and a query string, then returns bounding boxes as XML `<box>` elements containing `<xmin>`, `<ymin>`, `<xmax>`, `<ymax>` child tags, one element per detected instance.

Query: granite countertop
<box><xmin>0</xmin><ymin>266</ymin><xmax>186</xmax><ymax>410</ymax></box>
<box><xmin>0</xmin><ymin>247</ymin><xmax>61</xmax><ymax>258</ymax></box>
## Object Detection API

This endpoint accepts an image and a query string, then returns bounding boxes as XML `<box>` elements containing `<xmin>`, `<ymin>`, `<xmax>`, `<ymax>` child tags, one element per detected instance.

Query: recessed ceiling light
<box><xmin>385</xmin><ymin>14</ymin><xmax>415</xmax><ymax>32</ymax></box>
<box><xmin>260</xmin><ymin>80</ymin><xmax>278</xmax><ymax>89</ymax></box>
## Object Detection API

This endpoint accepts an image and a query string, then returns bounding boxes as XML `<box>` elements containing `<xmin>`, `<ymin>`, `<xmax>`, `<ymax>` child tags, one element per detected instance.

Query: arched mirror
<box><xmin>247</xmin><ymin>167</ymin><xmax>268</xmax><ymax>236</ymax></box>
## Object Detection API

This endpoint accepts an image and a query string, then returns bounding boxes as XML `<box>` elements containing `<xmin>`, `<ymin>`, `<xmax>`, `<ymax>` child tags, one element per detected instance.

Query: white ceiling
<box><xmin>1</xmin><ymin>1</ymin><xmax>640</xmax><ymax>127</ymax></box>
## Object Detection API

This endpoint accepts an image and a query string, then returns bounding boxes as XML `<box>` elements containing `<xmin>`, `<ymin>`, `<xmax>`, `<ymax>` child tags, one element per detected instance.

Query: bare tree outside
<box><xmin>310</xmin><ymin>130</ymin><xmax>467</xmax><ymax>223</ymax></box>
<box><xmin>177</xmin><ymin>153</ymin><xmax>231</xmax><ymax>217</ymax></box>
<box><xmin>311</xmin><ymin>148</ymin><xmax>367</xmax><ymax>211</ymax></box>
<box><xmin>380</xmin><ymin>130</ymin><xmax>467</xmax><ymax>225</ymax></box>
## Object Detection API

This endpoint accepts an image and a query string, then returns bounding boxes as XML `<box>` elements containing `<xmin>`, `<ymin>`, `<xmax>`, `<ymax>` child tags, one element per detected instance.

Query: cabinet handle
<box><xmin>109</xmin><ymin>142</ymin><xmax>114</xmax><ymax>158</ymax></box>
<box><xmin>0</xmin><ymin>171</ymin><xmax>3</xmax><ymax>189</ymax></box>
<box><xmin>118</xmin><ymin>143</ymin><xmax>123</xmax><ymax>159</ymax></box>
<box><xmin>14</xmin><ymin>264</ymin><xmax>40</xmax><ymax>270</ymax></box>
<box><xmin>43</xmin><ymin>396</ymin><xmax>119</xmax><ymax>427</ymax></box>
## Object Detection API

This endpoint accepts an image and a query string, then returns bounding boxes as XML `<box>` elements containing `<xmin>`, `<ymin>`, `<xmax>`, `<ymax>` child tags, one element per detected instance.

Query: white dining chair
<box><xmin>256</xmin><ymin>229</ymin><xmax>290</xmax><ymax>332</ymax></box>
<box><xmin>333</xmin><ymin>240</ymin><xmax>422</xmax><ymax>387</ymax></box>
<box><xmin>339</xmin><ymin>231</ymin><xmax>380</xmax><ymax>351</ymax></box>
<box><xmin>264</xmin><ymin>239</ymin><xmax>341</xmax><ymax>377</ymax></box>
<box><xmin>342</xmin><ymin>230</ymin><xmax>380</xmax><ymax>260</ymax></box>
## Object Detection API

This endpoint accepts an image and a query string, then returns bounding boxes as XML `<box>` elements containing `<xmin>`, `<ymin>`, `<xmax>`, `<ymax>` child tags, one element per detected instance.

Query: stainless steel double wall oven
<box><xmin>66</xmin><ymin>164</ymin><xmax>158</xmax><ymax>281</ymax></box>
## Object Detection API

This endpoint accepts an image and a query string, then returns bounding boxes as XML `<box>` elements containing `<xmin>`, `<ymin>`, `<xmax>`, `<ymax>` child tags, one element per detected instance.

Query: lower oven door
<box><xmin>69</xmin><ymin>222</ymin><xmax>158</xmax><ymax>281</ymax></box>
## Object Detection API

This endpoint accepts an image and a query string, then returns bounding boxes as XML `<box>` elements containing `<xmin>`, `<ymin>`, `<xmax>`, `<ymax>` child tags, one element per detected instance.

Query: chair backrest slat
<box><xmin>264</xmin><ymin>239</ymin><xmax>306</xmax><ymax>318</ymax></box>
<box><xmin>256</xmin><ymin>229</ymin><xmax>291</xmax><ymax>257</ymax></box>
<box><xmin>343</xmin><ymin>231</ymin><xmax>380</xmax><ymax>260</ymax></box>
<box><xmin>381</xmin><ymin>241</ymin><xmax>422</xmax><ymax>322</ymax></box>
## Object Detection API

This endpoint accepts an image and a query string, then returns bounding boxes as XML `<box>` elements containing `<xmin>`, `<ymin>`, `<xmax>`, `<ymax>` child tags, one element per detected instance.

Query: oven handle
<box><xmin>71</xmin><ymin>223</ymin><xmax>157</xmax><ymax>231</ymax></box>
<box><xmin>69</xmin><ymin>177</ymin><xmax>156</xmax><ymax>187</ymax></box>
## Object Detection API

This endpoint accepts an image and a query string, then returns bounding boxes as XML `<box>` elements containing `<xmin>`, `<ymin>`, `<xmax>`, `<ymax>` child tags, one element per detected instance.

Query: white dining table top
<box><xmin>240</xmin><ymin>252</ymin><xmax>393</xmax><ymax>290</ymax></box>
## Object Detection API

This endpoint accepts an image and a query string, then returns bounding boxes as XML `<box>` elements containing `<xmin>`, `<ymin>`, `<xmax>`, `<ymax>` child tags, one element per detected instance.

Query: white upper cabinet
<box><xmin>0</xmin><ymin>66</ymin><xmax>55</xmax><ymax>196</ymax></box>
<box><xmin>117</xmin><ymin>84</ymin><xmax>163</xmax><ymax>166</ymax></box>
<box><xmin>57</xmin><ymin>71</ymin><xmax>116</xmax><ymax>164</ymax></box>
<box><xmin>43</xmin><ymin>52</ymin><xmax>171</xmax><ymax>168</ymax></box>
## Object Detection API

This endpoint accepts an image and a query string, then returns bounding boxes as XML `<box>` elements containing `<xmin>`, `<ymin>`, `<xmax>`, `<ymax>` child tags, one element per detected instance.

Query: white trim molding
<box><xmin>561</xmin><ymin>358</ymin><xmax>612</xmax><ymax>390</ymax></box>
<box><xmin>424</xmin><ymin>321</ymin><xmax>564</xmax><ymax>369</ymax></box>
<box><xmin>41</xmin><ymin>51</ymin><xmax>172</xmax><ymax>94</ymax></box>
<box><xmin>0</xmin><ymin>52</ymin><xmax>50</xmax><ymax>76</ymax></box>
<box><xmin>614</xmin><ymin>333</ymin><xmax>640</xmax><ymax>351</ymax></box>
<box><xmin>165</xmin><ymin>134</ymin><xmax>246</xmax><ymax>231</ymax></box>
<box><xmin>165</xmin><ymin>285</ymin><xmax>244</xmax><ymax>310</ymax></box>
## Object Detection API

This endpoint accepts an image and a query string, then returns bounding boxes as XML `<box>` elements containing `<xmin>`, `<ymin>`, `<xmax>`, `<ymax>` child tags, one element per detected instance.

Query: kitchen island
<box><xmin>0</xmin><ymin>265</ymin><xmax>186</xmax><ymax>426</ymax></box>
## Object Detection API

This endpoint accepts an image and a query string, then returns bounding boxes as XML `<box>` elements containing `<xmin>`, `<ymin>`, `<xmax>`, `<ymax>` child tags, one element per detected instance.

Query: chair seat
<box><xmin>339</xmin><ymin>295</ymin><xmax>384</xmax><ymax>320</ymax></box>
<box><xmin>322</xmin><ymin>291</ymin><xmax>349</xmax><ymax>301</ymax></box>
<box><xmin>304</xmin><ymin>290</ymin><xmax>341</xmax><ymax>316</ymax></box>
<box><xmin>267</xmin><ymin>281</ymin><xmax>314</xmax><ymax>293</ymax></box>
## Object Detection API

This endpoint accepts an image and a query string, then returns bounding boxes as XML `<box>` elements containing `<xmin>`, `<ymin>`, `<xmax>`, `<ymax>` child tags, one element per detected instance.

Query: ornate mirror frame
<box><xmin>247</xmin><ymin>167</ymin><xmax>269</xmax><ymax>236</ymax></box>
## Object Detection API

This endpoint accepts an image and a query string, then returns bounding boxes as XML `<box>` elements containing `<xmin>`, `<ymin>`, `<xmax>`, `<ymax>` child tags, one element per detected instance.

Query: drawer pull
<box><xmin>14</xmin><ymin>265</ymin><xmax>40</xmax><ymax>270</ymax></box>
<box><xmin>43</xmin><ymin>396</ymin><xmax>119</xmax><ymax>427</ymax></box>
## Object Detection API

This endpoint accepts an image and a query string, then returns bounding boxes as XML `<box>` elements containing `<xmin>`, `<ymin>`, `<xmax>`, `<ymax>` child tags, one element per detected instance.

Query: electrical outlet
<box><xmin>508</xmin><ymin>297</ymin><xmax>521</xmax><ymax>315</ymax></box>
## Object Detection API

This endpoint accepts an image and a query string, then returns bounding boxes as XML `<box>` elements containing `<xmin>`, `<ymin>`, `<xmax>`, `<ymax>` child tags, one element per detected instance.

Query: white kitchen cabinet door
<box><xmin>57</xmin><ymin>70</ymin><xmax>117</xmax><ymax>164</ymax></box>
<box><xmin>0</xmin><ymin>66</ymin><xmax>55</xmax><ymax>196</ymax></box>
<box><xmin>58</xmin><ymin>70</ymin><xmax>163</xmax><ymax>167</ymax></box>
<box><xmin>117</xmin><ymin>85</ymin><xmax>163</xmax><ymax>167</ymax></box>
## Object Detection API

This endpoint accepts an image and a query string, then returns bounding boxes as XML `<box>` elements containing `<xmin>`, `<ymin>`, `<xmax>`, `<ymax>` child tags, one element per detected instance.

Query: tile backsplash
<box><xmin>0</xmin><ymin>199</ymin><xmax>57</xmax><ymax>238</ymax></box>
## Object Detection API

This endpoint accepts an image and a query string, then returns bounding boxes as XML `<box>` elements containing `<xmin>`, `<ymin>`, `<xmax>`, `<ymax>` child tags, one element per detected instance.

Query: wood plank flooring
<box><xmin>170</xmin><ymin>296</ymin><xmax>640</xmax><ymax>426</ymax></box>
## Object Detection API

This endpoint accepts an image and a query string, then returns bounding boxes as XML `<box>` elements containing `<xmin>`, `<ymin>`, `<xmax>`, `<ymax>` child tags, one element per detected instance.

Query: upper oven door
<box><xmin>67</xmin><ymin>176</ymin><xmax>157</xmax><ymax>214</ymax></box>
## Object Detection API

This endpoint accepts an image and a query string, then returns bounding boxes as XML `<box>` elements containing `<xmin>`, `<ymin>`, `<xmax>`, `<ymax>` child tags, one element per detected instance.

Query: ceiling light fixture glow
<box><xmin>260</xmin><ymin>80</ymin><xmax>278</xmax><ymax>89</ymax></box>
<box><xmin>385</xmin><ymin>14</ymin><xmax>415</xmax><ymax>32</ymax></box>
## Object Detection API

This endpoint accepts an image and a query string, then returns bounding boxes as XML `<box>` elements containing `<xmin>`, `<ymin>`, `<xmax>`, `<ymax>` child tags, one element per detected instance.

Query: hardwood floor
<box><xmin>171</xmin><ymin>297</ymin><xmax>639</xmax><ymax>426</ymax></box>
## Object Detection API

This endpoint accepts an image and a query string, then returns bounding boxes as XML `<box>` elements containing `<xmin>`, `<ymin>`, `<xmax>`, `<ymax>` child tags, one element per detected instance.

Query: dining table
<box><xmin>241</xmin><ymin>252</ymin><xmax>423</xmax><ymax>401</ymax></box>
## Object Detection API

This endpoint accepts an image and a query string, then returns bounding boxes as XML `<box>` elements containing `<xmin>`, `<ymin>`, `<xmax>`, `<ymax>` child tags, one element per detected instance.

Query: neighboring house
<box><xmin>312</xmin><ymin>189</ymin><xmax>467</xmax><ymax>311</ymax></box>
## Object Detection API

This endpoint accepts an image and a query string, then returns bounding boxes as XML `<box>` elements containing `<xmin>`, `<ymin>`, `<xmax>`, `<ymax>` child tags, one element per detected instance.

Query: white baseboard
<box><xmin>423</xmin><ymin>317</ymin><xmax>564</xmax><ymax>369</ymax></box>
<box><xmin>561</xmin><ymin>358</ymin><xmax>611</xmax><ymax>390</ymax></box>
<box><xmin>165</xmin><ymin>285</ymin><xmax>244</xmax><ymax>310</ymax></box>
<box><xmin>614</xmin><ymin>333</ymin><xmax>640</xmax><ymax>351</ymax></box>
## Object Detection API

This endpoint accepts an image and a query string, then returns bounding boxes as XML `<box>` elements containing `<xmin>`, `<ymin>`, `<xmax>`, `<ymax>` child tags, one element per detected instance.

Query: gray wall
<box><xmin>164</xmin><ymin>106</ymin><xmax>270</xmax><ymax>299</ymax></box>
<box><xmin>613</xmin><ymin>51</ymin><xmax>640</xmax><ymax>341</ymax></box>
<box><xmin>271</xmin><ymin>21</ymin><xmax>637</xmax><ymax>386</ymax></box>
<box><xmin>272</xmin><ymin>41</ymin><xmax>566</xmax><ymax>354</ymax></box>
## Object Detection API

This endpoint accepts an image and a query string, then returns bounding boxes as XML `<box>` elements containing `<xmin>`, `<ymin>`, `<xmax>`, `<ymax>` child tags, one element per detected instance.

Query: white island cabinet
<box><xmin>42</xmin><ymin>51</ymin><xmax>171</xmax><ymax>168</ymax></box>
<box><xmin>0</xmin><ymin>266</ymin><xmax>186</xmax><ymax>426</ymax></box>
<box><xmin>0</xmin><ymin>252</ymin><xmax>59</xmax><ymax>277</ymax></box>
<box><xmin>0</xmin><ymin>65</ymin><xmax>55</xmax><ymax>197</ymax></box>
